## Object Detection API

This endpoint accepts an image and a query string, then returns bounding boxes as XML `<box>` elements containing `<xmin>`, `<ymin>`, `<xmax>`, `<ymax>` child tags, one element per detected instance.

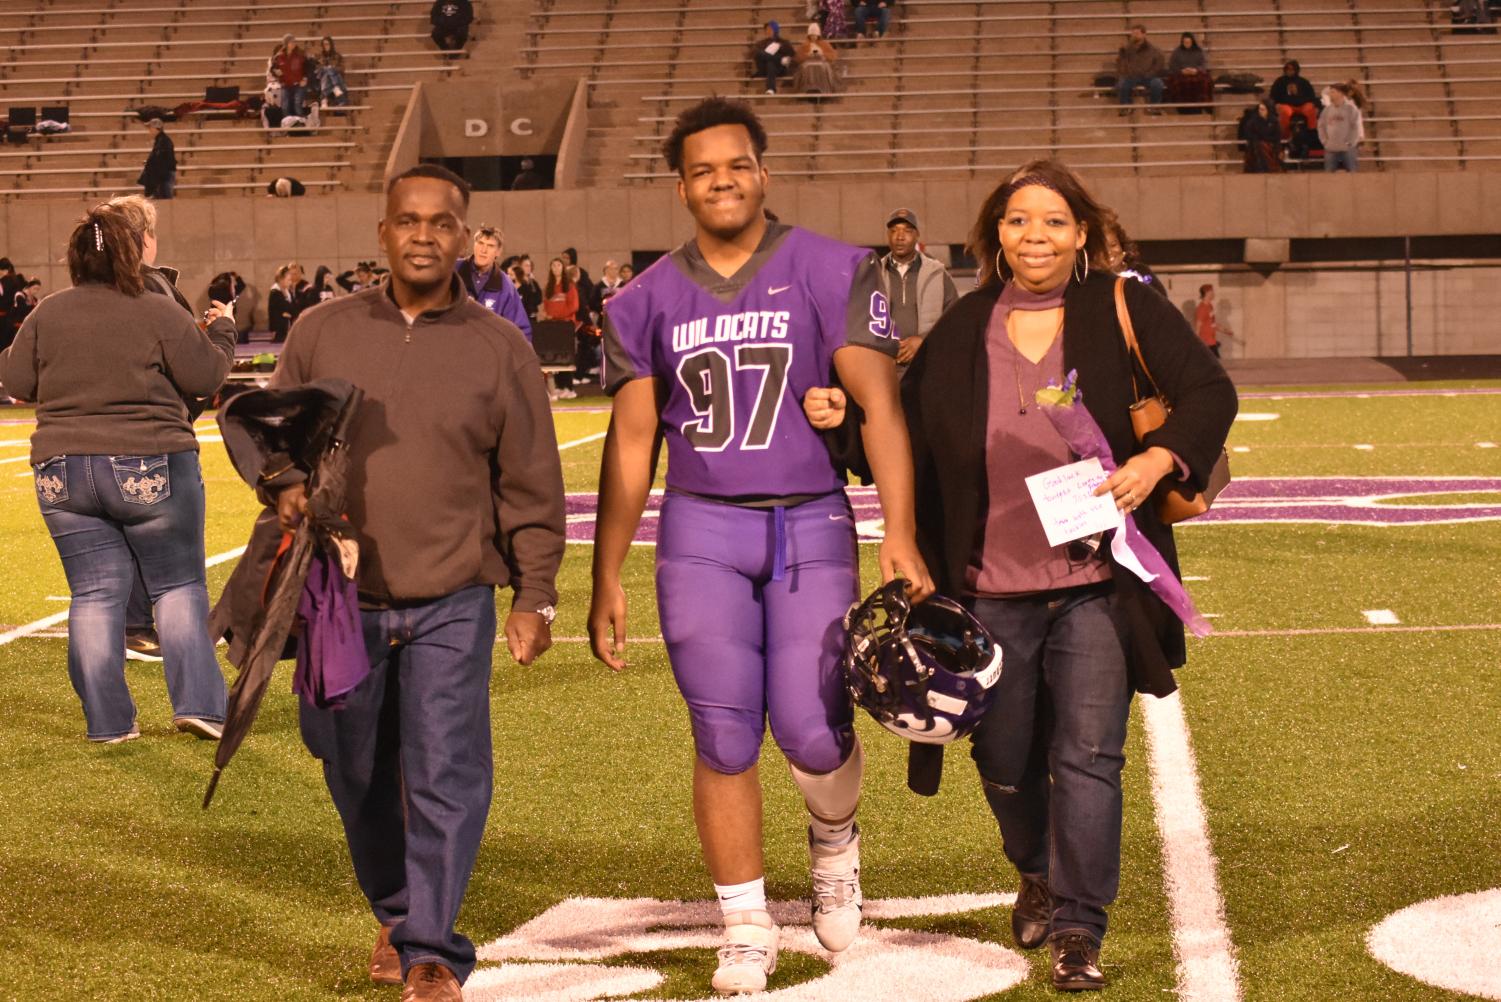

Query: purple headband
<box><xmin>1000</xmin><ymin>173</ymin><xmax>1063</xmax><ymax>204</ymax></box>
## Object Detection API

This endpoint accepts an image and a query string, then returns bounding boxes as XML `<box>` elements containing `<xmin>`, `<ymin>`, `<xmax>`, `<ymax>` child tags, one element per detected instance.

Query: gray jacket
<box><xmin>882</xmin><ymin>251</ymin><xmax>959</xmax><ymax>340</ymax></box>
<box><xmin>1318</xmin><ymin>103</ymin><xmax>1362</xmax><ymax>152</ymax></box>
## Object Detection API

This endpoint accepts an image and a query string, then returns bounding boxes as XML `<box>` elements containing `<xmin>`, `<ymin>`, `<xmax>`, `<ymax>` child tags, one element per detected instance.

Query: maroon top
<box><xmin>967</xmin><ymin>283</ymin><xmax>1112</xmax><ymax>597</ymax></box>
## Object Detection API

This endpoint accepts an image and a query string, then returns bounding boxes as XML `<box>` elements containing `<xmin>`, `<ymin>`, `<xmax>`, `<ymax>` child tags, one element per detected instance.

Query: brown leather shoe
<box><xmin>1050</xmin><ymin>932</ymin><xmax>1107</xmax><ymax>991</ymax></box>
<box><xmin>369</xmin><ymin>925</ymin><xmax>401</xmax><ymax>985</ymax></box>
<box><xmin>1011</xmin><ymin>874</ymin><xmax>1052</xmax><ymax>950</ymax></box>
<box><xmin>402</xmin><ymin>962</ymin><xmax>462</xmax><ymax>1002</ymax></box>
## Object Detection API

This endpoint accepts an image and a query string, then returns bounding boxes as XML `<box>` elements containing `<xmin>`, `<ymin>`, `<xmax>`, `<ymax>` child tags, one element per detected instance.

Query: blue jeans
<box><xmin>299</xmin><ymin>584</ymin><xmax>497</xmax><ymax>983</ymax></box>
<box><xmin>34</xmin><ymin>452</ymin><xmax>226</xmax><ymax>740</ymax></box>
<box><xmin>1324</xmin><ymin>149</ymin><xmax>1359</xmax><ymax>172</ymax></box>
<box><xmin>968</xmin><ymin>584</ymin><xmax>1132</xmax><ymax>944</ymax></box>
<box><xmin>317</xmin><ymin>66</ymin><xmax>350</xmax><ymax>106</ymax></box>
<box><xmin>280</xmin><ymin>83</ymin><xmax>305</xmax><ymax>117</ymax></box>
<box><xmin>1118</xmin><ymin>76</ymin><xmax>1165</xmax><ymax>104</ymax></box>
<box><xmin>854</xmin><ymin>3</ymin><xmax>892</xmax><ymax>35</ymax></box>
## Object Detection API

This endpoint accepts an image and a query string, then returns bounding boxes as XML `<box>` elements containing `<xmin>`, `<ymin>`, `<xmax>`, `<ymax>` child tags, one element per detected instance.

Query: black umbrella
<box><xmin>203</xmin><ymin>380</ymin><xmax>363</xmax><ymax>808</ymax></box>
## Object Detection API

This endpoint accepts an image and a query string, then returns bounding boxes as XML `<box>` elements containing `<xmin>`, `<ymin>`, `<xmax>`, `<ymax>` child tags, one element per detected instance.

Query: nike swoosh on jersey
<box><xmin>767</xmin><ymin>284</ymin><xmax>792</xmax><ymax>295</ymax></box>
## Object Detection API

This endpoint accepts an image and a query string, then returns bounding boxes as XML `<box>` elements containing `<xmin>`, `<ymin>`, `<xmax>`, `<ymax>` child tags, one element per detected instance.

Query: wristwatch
<box><xmin>533</xmin><ymin>604</ymin><xmax>556</xmax><ymax>625</ymax></box>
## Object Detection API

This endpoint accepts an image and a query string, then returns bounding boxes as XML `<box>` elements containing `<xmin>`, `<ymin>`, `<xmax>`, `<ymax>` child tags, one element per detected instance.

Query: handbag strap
<box><xmin>1113</xmin><ymin>277</ymin><xmax>1162</xmax><ymax>402</ymax></box>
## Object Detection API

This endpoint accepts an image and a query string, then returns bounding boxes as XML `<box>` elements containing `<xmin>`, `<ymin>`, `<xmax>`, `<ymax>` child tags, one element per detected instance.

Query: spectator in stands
<box><xmin>853</xmin><ymin>1</ymin><xmax>894</xmax><ymax>40</ymax></box>
<box><xmin>1116</xmin><ymin>25</ymin><xmax>1166</xmax><ymax>113</ymax></box>
<box><xmin>269</xmin><ymin>262</ymin><xmax>309</xmax><ymax>341</ymax></box>
<box><xmin>0</xmin><ymin>258</ymin><xmax>18</xmax><ymax>353</ymax></box>
<box><xmin>336</xmin><ymin>260</ymin><xmax>383</xmax><ymax>293</ymax></box>
<box><xmin>0</xmin><ymin>205</ymin><xmax>234</xmax><ymax>744</ymax></box>
<box><xmin>1239</xmin><ymin>101</ymin><xmax>1283</xmax><ymax>173</ymax></box>
<box><xmin>310</xmin><ymin>265</ymin><xmax>339</xmax><ymax>305</ymax></box>
<box><xmin>1271</xmin><ymin>60</ymin><xmax>1318</xmax><ymax>139</ymax></box>
<box><xmin>138</xmin><ymin>119</ymin><xmax>177</xmax><ymax>200</ymax></box>
<box><xmin>818</xmin><ymin>0</ymin><xmax>852</xmax><ymax>40</ymax></box>
<box><xmin>10</xmin><ymin>278</ymin><xmax>40</xmax><ymax>336</ymax></box>
<box><xmin>880</xmin><ymin>208</ymin><xmax>958</xmax><ymax>367</ymax></box>
<box><xmin>1166</xmin><ymin>32</ymin><xmax>1212</xmax><ymax>112</ymax></box>
<box><xmin>562</xmin><ymin>247</ymin><xmax>594</xmax><ymax>316</ymax></box>
<box><xmin>512</xmin><ymin>158</ymin><xmax>546</xmax><ymax>190</ymax></box>
<box><xmin>1196</xmin><ymin>284</ymin><xmax>1228</xmax><ymax>357</ymax></box>
<box><xmin>431</xmin><ymin>0</ymin><xmax>474</xmax><ymax>52</ymax></box>
<box><xmin>511</xmin><ymin>255</ymin><xmax>544</xmax><ymax>319</ymax></box>
<box><xmin>751</xmin><ymin>21</ymin><xmax>796</xmax><ymax>94</ymax></box>
<box><xmin>268</xmin><ymin>176</ymin><xmax>307</xmax><ymax>197</ymax></box>
<box><xmin>457</xmin><ymin>226</ymin><xmax>533</xmax><ymax>339</ymax></box>
<box><xmin>209</xmin><ymin>271</ymin><xmax>251</xmax><ymax>341</ymax></box>
<box><xmin>1318</xmin><ymin>83</ymin><xmax>1362</xmax><ymax>172</ymax></box>
<box><xmin>591</xmin><ymin>259</ymin><xmax>624</xmax><ymax>316</ymax></box>
<box><xmin>794</xmin><ymin>23</ymin><xmax>842</xmax><ymax>95</ymax></box>
<box><xmin>1286</xmin><ymin>116</ymin><xmax>1322</xmax><ymax>168</ymax></box>
<box><xmin>1100</xmin><ymin>211</ymin><xmax>1168</xmax><ymax>299</ymax></box>
<box><xmin>543</xmin><ymin>258</ymin><xmax>580</xmax><ymax>399</ymax></box>
<box><xmin>273</xmin><ymin>35</ymin><xmax>310</xmax><ymax>118</ymax></box>
<box><xmin>315</xmin><ymin>36</ymin><xmax>351</xmax><ymax>108</ymax></box>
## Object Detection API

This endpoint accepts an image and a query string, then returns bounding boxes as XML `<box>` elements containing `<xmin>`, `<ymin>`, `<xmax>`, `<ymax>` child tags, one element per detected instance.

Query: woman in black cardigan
<box><xmin>807</xmin><ymin>159</ymin><xmax>1236</xmax><ymax>990</ymax></box>
<box><xmin>916</xmin><ymin>161</ymin><xmax>1235</xmax><ymax>989</ymax></box>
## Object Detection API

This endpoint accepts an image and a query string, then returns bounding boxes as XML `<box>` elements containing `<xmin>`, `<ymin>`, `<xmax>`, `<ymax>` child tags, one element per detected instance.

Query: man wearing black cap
<box><xmin>881</xmin><ymin>208</ymin><xmax>957</xmax><ymax>367</ymax></box>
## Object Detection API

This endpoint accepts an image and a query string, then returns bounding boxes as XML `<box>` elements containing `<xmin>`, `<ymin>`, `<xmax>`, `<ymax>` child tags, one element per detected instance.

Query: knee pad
<box><xmin>689</xmin><ymin>706</ymin><xmax>764</xmax><ymax>776</ymax></box>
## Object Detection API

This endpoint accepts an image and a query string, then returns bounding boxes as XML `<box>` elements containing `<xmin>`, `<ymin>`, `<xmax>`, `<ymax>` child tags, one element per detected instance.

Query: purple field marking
<box><xmin>563</xmin><ymin>477</ymin><xmax>1501</xmax><ymax>543</ymax></box>
<box><xmin>1239</xmin><ymin>388</ymin><xmax>1501</xmax><ymax>400</ymax></box>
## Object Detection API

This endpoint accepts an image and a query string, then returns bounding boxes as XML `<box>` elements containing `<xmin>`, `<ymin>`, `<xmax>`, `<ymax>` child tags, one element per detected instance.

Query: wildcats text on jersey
<box><xmin>671</xmin><ymin>310</ymin><xmax>792</xmax><ymax>353</ymax></box>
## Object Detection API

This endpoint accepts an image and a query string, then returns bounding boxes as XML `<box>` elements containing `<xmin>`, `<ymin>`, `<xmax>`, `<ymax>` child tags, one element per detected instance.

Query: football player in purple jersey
<box><xmin>589</xmin><ymin>97</ymin><xmax>933</xmax><ymax>995</ymax></box>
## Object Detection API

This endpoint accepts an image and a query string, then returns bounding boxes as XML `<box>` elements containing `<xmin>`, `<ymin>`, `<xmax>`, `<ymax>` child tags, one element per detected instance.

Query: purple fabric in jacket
<box><xmin>293</xmin><ymin>549</ymin><xmax>367</xmax><ymax>709</ymax></box>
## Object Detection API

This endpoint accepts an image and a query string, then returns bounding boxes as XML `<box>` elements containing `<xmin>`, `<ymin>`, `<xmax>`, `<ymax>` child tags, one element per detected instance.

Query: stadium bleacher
<box><xmin>0</xmin><ymin>0</ymin><xmax>464</xmax><ymax>197</ymax></box>
<box><xmin>515</xmin><ymin>0</ymin><xmax>1501</xmax><ymax>183</ymax></box>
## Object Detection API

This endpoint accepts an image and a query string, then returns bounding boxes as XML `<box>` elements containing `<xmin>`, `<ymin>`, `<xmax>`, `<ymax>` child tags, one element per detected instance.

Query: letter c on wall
<box><xmin>509</xmin><ymin>117</ymin><xmax>534</xmax><ymax>136</ymax></box>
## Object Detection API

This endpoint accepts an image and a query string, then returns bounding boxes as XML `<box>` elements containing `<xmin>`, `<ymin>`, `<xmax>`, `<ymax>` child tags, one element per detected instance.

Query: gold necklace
<box><xmin>1006</xmin><ymin>309</ymin><xmax>1065</xmax><ymax>414</ymax></box>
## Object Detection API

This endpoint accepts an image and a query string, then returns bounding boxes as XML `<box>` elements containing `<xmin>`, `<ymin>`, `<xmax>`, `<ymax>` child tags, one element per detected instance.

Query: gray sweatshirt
<box><xmin>1</xmin><ymin>283</ymin><xmax>236</xmax><ymax>463</ymax></box>
<box><xmin>1318</xmin><ymin>102</ymin><xmax>1362</xmax><ymax>152</ymax></box>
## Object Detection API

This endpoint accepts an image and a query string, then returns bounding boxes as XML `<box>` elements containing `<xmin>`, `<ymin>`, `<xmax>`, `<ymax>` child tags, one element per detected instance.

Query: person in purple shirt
<box><xmin>589</xmin><ymin>97</ymin><xmax>933</xmax><ymax>995</ymax></box>
<box><xmin>455</xmin><ymin>224</ymin><xmax>532</xmax><ymax>341</ymax></box>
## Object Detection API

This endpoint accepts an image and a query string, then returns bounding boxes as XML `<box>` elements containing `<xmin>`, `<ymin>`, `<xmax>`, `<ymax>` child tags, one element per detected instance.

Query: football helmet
<box><xmin>842</xmin><ymin>580</ymin><xmax>1003</xmax><ymax>744</ymax></box>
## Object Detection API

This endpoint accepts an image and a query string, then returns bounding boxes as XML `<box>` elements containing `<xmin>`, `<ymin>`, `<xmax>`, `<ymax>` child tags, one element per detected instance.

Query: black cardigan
<box><xmin>901</xmin><ymin>270</ymin><xmax>1238</xmax><ymax>696</ymax></box>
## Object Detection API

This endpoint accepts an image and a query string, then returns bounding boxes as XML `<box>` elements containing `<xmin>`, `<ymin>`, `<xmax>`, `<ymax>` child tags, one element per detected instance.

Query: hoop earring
<box><xmin>1073</xmin><ymin>253</ymin><xmax>1089</xmax><ymax>284</ymax></box>
<box><xmin>995</xmin><ymin>247</ymin><xmax>1006</xmax><ymax>283</ymax></box>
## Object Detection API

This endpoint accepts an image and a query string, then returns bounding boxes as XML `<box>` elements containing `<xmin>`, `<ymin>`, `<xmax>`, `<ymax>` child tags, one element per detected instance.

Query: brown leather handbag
<box><xmin>1114</xmin><ymin>278</ymin><xmax>1231</xmax><ymax>524</ymax></box>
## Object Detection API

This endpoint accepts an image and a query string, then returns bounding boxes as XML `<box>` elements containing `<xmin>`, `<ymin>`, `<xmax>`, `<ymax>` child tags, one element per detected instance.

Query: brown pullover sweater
<box><xmin>269</xmin><ymin>279</ymin><xmax>565</xmax><ymax>610</ymax></box>
<box><xmin>1</xmin><ymin>283</ymin><xmax>236</xmax><ymax>463</ymax></box>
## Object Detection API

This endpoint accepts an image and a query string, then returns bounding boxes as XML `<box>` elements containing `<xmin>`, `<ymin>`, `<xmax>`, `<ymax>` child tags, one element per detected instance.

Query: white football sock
<box><xmin>715</xmin><ymin>877</ymin><xmax>768</xmax><ymax>920</ymax></box>
<box><xmin>789</xmin><ymin>735</ymin><xmax>864</xmax><ymax>847</ymax></box>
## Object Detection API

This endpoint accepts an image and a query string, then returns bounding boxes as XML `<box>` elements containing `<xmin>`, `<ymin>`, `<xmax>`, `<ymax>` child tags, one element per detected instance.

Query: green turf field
<box><xmin>0</xmin><ymin>385</ymin><xmax>1498</xmax><ymax>1001</ymax></box>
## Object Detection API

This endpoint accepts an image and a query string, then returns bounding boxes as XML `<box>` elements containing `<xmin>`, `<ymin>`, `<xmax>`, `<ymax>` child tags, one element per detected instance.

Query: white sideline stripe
<box><xmin>1143</xmin><ymin>691</ymin><xmax>1243</xmax><ymax>1002</ymax></box>
<box><xmin>1363</xmin><ymin>609</ymin><xmax>1400</xmax><ymax>625</ymax></box>
<box><xmin>0</xmin><ymin>545</ymin><xmax>245</xmax><ymax>648</ymax></box>
<box><xmin>1354</xmin><ymin>444</ymin><xmax>1375</xmax><ymax>451</ymax></box>
<box><xmin>1205</xmin><ymin>623</ymin><xmax>1501</xmax><ymax>638</ymax></box>
<box><xmin>557</xmin><ymin>431</ymin><xmax>607</xmax><ymax>451</ymax></box>
<box><xmin>1232</xmin><ymin>413</ymin><xmax>1279</xmax><ymax>422</ymax></box>
<box><xmin>1479</xmin><ymin>442</ymin><xmax>1498</xmax><ymax>449</ymax></box>
<box><xmin>0</xmin><ymin>454</ymin><xmax>30</xmax><ymax>465</ymax></box>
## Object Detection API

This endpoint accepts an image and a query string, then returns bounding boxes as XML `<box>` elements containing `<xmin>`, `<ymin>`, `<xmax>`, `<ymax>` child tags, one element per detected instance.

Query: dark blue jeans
<box><xmin>34</xmin><ymin>452</ymin><xmax>226</xmax><ymax>740</ymax></box>
<box><xmin>299</xmin><ymin>584</ymin><xmax>496</xmax><ymax>983</ymax></box>
<box><xmin>968</xmin><ymin>584</ymin><xmax>1132</xmax><ymax>944</ymax></box>
<box><xmin>854</xmin><ymin>2</ymin><xmax>892</xmax><ymax>35</ymax></box>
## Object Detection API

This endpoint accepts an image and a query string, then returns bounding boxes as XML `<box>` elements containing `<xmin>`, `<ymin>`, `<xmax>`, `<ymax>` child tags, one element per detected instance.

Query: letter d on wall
<box><xmin>464</xmin><ymin>119</ymin><xmax>489</xmax><ymax>137</ymax></box>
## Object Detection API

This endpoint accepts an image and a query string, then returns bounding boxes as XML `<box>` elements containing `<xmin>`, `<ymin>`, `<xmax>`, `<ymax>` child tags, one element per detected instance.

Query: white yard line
<box><xmin>1143</xmin><ymin>691</ymin><xmax>1243</xmax><ymax>1002</ymax></box>
<box><xmin>1207</xmin><ymin>623</ymin><xmax>1501</xmax><ymax>638</ymax></box>
<box><xmin>0</xmin><ymin>545</ymin><xmax>245</xmax><ymax>648</ymax></box>
<box><xmin>557</xmin><ymin>431</ymin><xmax>607</xmax><ymax>451</ymax></box>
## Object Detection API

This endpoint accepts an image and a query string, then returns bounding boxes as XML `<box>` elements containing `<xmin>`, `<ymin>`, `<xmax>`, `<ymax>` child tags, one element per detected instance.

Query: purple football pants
<box><xmin>656</xmin><ymin>491</ymin><xmax>859</xmax><ymax>775</ymax></box>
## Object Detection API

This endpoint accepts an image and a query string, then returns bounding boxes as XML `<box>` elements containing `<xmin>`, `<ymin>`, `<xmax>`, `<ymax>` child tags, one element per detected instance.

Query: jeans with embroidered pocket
<box><xmin>35</xmin><ymin>452</ymin><xmax>226</xmax><ymax>740</ymax></box>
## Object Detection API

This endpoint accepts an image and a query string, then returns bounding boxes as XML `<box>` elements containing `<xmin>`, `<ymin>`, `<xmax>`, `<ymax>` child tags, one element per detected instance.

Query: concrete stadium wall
<box><xmin>2</xmin><ymin>170</ymin><xmax>1498</xmax><ymax>357</ymax></box>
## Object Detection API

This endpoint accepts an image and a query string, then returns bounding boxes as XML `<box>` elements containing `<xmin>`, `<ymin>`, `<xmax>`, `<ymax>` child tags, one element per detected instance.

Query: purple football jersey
<box><xmin>603</xmin><ymin>223</ymin><xmax>895</xmax><ymax>498</ymax></box>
